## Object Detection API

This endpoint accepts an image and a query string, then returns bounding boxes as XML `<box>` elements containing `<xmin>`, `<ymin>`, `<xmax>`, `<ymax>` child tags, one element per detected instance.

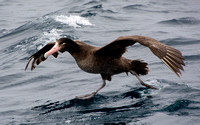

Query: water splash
<box><xmin>36</xmin><ymin>29</ymin><xmax>63</xmax><ymax>50</ymax></box>
<box><xmin>55</xmin><ymin>15</ymin><xmax>93</xmax><ymax>28</ymax></box>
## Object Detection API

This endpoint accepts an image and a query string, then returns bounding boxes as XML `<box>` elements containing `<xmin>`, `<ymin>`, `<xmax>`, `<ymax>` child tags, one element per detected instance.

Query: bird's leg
<box><xmin>130</xmin><ymin>70</ymin><xmax>158</xmax><ymax>90</ymax></box>
<box><xmin>75</xmin><ymin>79</ymin><xmax>106</xmax><ymax>100</ymax></box>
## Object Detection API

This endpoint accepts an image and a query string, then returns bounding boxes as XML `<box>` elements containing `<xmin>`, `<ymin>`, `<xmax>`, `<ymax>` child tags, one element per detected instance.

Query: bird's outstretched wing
<box><xmin>25</xmin><ymin>42</ymin><xmax>58</xmax><ymax>71</ymax></box>
<box><xmin>96</xmin><ymin>35</ymin><xmax>185</xmax><ymax>77</ymax></box>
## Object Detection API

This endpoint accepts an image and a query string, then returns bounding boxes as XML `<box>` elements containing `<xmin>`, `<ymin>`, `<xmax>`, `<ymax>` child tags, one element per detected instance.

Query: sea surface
<box><xmin>0</xmin><ymin>0</ymin><xmax>200</xmax><ymax>124</ymax></box>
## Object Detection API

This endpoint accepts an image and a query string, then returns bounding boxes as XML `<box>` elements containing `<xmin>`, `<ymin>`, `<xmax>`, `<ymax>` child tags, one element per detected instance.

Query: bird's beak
<box><xmin>44</xmin><ymin>42</ymin><xmax>59</xmax><ymax>58</ymax></box>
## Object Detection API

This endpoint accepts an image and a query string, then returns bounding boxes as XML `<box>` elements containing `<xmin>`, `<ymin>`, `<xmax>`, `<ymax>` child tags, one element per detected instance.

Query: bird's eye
<box><xmin>61</xmin><ymin>42</ymin><xmax>65</xmax><ymax>45</ymax></box>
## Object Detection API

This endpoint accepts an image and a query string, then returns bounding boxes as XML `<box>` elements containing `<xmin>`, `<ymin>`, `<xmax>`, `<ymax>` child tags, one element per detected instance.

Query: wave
<box><xmin>160</xmin><ymin>99</ymin><xmax>200</xmax><ymax>117</ymax></box>
<box><xmin>31</xmin><ymin>81</ymin><xmax>200</xmax><ymax>124</ymax></box>
<box><xmin>184</xmin><ymin>54</ymin><xmax>200</xmax><ymax>61</ymax></box>
<box><xmin>69</xmin><ymin>2</ymin><xmax>116</xmax><ymax>17</ymax></box>
<box><xmin>123</xmin><ymin>4</ymin><xmax>146</xmax><ymax>10</ymax></box>
<box><xmin>2</xmin><ymin>14</ymin><xmax>93</xmax><ymax>55</ymax></box>
<box><xmin>33</xmin><ymin>87</ymin><xmax>153</xmax><ymax>114</ymax></box>
<box><xmin>161</xmin><ymin>37</ymin><xmax>200</xmax><ymax>46</ymax></box>
<box><xmin>158</xmin><ymin>17</ymin><xmax>200</xmax><ymax>25</ymax></box>
<box><xmin>123</xmin><ymin>4</ymin><xmax>169</xmax><ymax>13</ymax></box>
<box><xmin>83</xmin><ymin>0</ymin><xmax>101</xmax><ymax>6</ymax></box>
<box><xmin>0</xmin><ymin>29</ymin><xmax>11</xmax><ymax>38</ymax></box>
<box><xmin>55</xmin><ymin>15</ymin><xmax>93</xmax><ymax>28</ymax></box>
<box><xmin>161</xmin><ymin>99</ymin><xmax>191</xmax><ymax>112</ymax></box>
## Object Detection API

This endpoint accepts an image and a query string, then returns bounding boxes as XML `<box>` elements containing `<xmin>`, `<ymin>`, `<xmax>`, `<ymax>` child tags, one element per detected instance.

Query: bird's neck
<box><xmin>68</xmin><ymin>41</ymin><xmax>96</xmax><ymax>62</ymax></box>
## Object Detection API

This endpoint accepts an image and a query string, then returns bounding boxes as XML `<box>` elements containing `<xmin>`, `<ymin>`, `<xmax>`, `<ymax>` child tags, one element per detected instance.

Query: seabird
<box><xmin>25</xmin><ymin>35</ymin><xmax>185</xmax><ymax>99</ymax></box>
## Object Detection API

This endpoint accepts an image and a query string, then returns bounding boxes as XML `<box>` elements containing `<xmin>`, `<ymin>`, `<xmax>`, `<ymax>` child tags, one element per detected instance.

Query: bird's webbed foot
<box><xmin>130</xmin><ymin>70</ymin><xmax>158</xmax><ymax>90</ymax></box>
<box><xmin>75</xmin><ymin>76</ymin><xmax>107</xmax><ymax>100</ymax></box>
<box><xmin>75</xmin><ymin>92</ymin><xmax>97</xmax><ymax>100</ymax></box>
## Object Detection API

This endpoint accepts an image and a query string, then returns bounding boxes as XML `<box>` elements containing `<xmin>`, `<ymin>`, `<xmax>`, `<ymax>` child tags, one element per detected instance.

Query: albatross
<box><xmin>25</xmin><ymin>35</ymin><xmax>185</xmax><ymax>99</ymax></box>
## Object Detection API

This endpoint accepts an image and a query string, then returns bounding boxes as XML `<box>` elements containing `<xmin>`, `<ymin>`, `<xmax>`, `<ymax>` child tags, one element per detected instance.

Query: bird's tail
<box><xmin>131</xmin><ymin>60</ymin><xmax>149</xmax><ymax>75</ymax></box>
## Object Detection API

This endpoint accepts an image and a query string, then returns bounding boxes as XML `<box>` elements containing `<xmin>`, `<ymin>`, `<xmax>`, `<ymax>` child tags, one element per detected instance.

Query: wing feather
<box><xmin>95</xmin><ymin>39</ymin><xmax>135</xmax><ymax>58</ymax></box>
<box><xmin>166</xmin><ymin>55</ymin><xmax>184</xmax><ymax>71</ymax></box>
<box><xmin>96</xmin><ymin>35</ymin><xmax>185</xmax><ymax>77</ymax></box>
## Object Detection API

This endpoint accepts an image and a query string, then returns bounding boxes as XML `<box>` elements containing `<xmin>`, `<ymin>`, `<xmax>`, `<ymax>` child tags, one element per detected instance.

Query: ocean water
<box><xmin>0</xmin><ymin>0</ymin><xmax>200</xmax><ymax>124</ymax></box>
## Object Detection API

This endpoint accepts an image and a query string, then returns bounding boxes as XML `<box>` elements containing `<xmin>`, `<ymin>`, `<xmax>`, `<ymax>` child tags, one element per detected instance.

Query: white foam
<box><xmin>65</xmin><ymin>120</ymin><xmax>71</xmax><ymax>124</ymax></box>
<box><xmin>145</xmin><ymin>79</ymin><xmax>161</xmax><ymax>88</ymax></box>
<box><xmin>55</xmin><ymin>15</ymin><xmax>93</xmax><ymax>28</ymax></box>
<box><xmin>138</xmin><ymin>79</ymin><xmax>162</xmax><ymax>96</ymax></box>
<box><xmin>35</xmin><ymin>29</ymin><xmax>63</xmax><ymax>50</ymax></box>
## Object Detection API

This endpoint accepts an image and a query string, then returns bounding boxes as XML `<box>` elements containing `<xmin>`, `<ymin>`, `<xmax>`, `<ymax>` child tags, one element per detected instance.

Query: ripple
<box><xmin>184</xmin><ymin>54</ymin><xmax>200</xmax><ymax>61</ymax></box>
<box><xmin>32</xmin><ymin>87</ymin><xmax>154</xmax><ymax>115</ymax></box>
<box><xmin>162</xmin><ymin>99</ymin><xmax>191</xmax><ymax>112</ymax></box>
<box><xmin>0</xmin><ymin>29</ymin><xmax>11</xmax><ymax>37</ymax></box>
<box><xmin>161</xmin><ymin>37</ymin><xmax>200</xmax><ymax>46</ymax></box>
<box><xmin>81</xmin><ymin>12</ymin><xmax>97</xmax><ymax>17</ymax></box>
<box><xmin>31</xmin><ymin>90</ymin><xmax>156</xmax><ymax>124</ymax></box>
<box><xmin>90</xmin><ymin>4</ymin><xmax>103</xmax><ymax>9</ymax></box>
<box><xmin>83</xmin><ymin>1</ymin><xmax>101</xmax><ymax>6</ymax></box>
<box><xmin>158</xmin><ymin>17</ymin><xmax>200</xmax><ymax>25</ymax></box>
<box><xmin>159</xmin><ymin>99</ymin><xmax>200</xmax><ymax>116</ymax></box>
<box><xmin>123</xmin><ymin>4</ymin><xmax>146</xmax><ymax>10</ymax></box>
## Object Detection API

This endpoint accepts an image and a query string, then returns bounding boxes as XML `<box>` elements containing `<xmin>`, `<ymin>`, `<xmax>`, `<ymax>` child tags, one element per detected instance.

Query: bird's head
<box><xmin>44</xmin><ymin>38</ymin><xmax>77</xmax><ymax>58</ymax></box>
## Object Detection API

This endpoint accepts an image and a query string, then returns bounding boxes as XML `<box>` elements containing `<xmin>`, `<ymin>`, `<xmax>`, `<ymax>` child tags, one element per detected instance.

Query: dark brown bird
<box><xmin>25</xmin><ymin>35</ymin><xmax>185</xmax><ymax>99</ymax></box>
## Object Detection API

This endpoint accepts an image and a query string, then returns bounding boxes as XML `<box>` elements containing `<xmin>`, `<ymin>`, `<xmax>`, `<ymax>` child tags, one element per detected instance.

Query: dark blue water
<box><xmin>0</xmin><ymin>0</ymin><xmax>200</xmax><ymax>124</ymax></box>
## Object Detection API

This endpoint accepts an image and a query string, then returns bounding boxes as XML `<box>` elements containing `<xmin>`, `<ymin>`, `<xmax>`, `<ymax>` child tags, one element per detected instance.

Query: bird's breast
<box><xmin>75</xmin><ymin>55</ymin><xmax>131</xmax><ymax>75</ymax></box>
<box><xmin>76</xmin><ymin>56</ymin><xmax>101</xmax><ymax>74</ymax></box>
